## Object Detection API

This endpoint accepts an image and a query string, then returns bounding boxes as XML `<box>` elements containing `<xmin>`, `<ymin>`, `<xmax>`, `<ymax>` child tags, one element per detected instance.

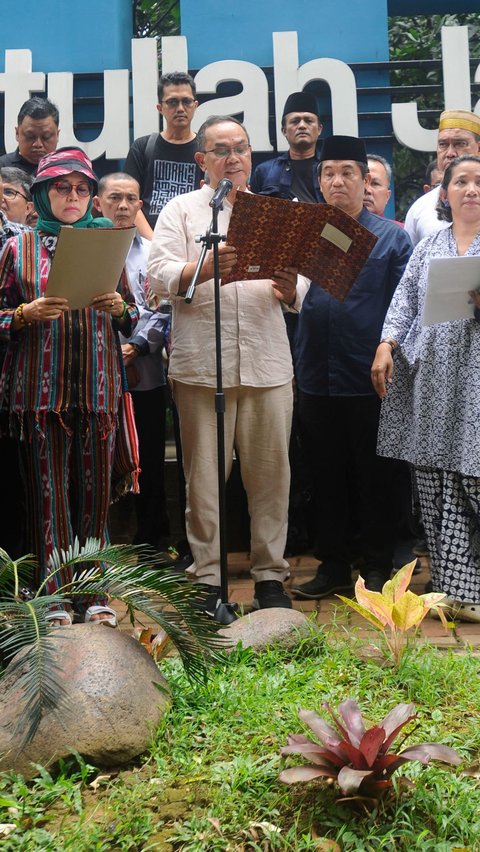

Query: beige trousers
<box><xmin>173</xmin><ymin>381</ymin><xmax>293</xmax><ymax>586</ymax></box>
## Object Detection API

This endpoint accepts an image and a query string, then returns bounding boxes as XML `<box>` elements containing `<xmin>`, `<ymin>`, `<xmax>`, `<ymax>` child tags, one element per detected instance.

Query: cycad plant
<box><xmin>0</xmin><ymin>540</ymin><xmax>226</xmax><ymax>750</ymax></box>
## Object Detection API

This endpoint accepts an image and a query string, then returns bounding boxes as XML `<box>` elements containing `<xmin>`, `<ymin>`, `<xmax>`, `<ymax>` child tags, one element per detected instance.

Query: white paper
<box><xmin>422</xmin><ymin>256</ymin><xmax>480</xmax><ymax>326</ymax></box>
<box><xmin>46</xmin><ymin>225</ymin><xmax>136</xmax><ymax>310</ymax></box>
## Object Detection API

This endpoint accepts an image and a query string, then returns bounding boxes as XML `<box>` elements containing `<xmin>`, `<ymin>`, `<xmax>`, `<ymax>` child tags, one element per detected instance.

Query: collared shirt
<box><xmin>294</xmin><ymin>208</ymin><xmax>413</xmax><ymax>397</ymax></box>
<box><xmin>404</xmin><ymin>186</ymin><xmax>448</xmax><ymax>247</ymax></box>
<box><xmin>119</xmin><ymin>234</ymin><xmax>168</xmax><ymax>391</ymax></box>
<box><xmin>147</xmin><ymin>184</ymin><xmax>300</xmax><ymax>388</ymax></box>
<box><xmin>0</xmin><ymin>210</ymin><xmax>29</xmax><ymax>251</ymax></box>
<box><xmin>0</xmin><ymin>148</ymin><xmax>37</xmax><ymax>176</ymax></box>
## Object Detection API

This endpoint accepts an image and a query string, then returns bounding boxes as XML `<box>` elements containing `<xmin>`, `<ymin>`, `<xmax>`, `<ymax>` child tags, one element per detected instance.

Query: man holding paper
<box><xmin>372</xmin><ymin>154</ymin><xmax>480</xmax><ymax>623</ymax></box>
<box><xmin>148</xmin><ymin>115</ymin><xmax>304</xmax><ymax>614</ymax></box>
<box><xmin>292</xmin><ymin>135</ymin><xmax>412</xmax><ymax>600</ymax></box>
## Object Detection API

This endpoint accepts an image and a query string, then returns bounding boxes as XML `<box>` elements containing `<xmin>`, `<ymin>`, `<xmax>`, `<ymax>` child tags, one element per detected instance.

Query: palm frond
<box><xmin>68</xmin><ymin>561</ymin><xmax>229</xmax><ymax>681</ymax></box>
<box><xmin>44</xmin><ymin>540</ymin><xmax>230</xmax><ymax>679</ymax></box>
<box><xmin>0</xmin><ymin>596</ymin><xmax>74</xmax><ymax>749</ymax></box>
<box><xmin>0</xmin><ymin>550</ymin><xmax>37</xmax><ymax>596</ymax></box>
<box><xmin>0</xmin><ymin>542</ymin><xmax>230</xmax><ymax>752</ymax></box>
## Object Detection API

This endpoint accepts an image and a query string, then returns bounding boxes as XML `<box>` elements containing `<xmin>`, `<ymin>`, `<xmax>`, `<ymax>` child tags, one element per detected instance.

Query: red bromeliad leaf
<box><xmin>380</xmin><ymin>703</ymin><xmax>417</xmax><ymax>748</ymax></box>
<box><xmin>281</xmin><ymin>741</ymin><xmax>347</xmax><ymax>769</ymax></box>
<box><xmin>299</xmin><ymin>709</ymin><xmax>343</xmax><ymax>750</ymax></box>
<box><xmin>323</xmin><ymin>703</ymin><xmax>369</xmax><ymax>767</ymax></box>
<box><xmin>324</xmin><ymin>702</ymin><xmax>352</xmax><ymax>744</ymax></box>
<box><xmin>280</xmin><ymin>765</ymin><xmax>338</xmax><ymax>784</ymax></box>
<box><xmin>281</xmin><ymin>742</ymin><xmax>334</xmax><ymax>761</ymax></box>
<box><xmin>337</xmin><ymin>766</ymin><xmax>375</xmax><ymax>795</ymax></box>
<box><xmin>335</xmin><ymin>740</ymin><xmax>368</xmax><ymax>769</ymax></box>
<box><xmin>358</xmin><ymin>726</ymin><xmax>386</xmax><ymax>767</ymax></box>
<box><xmin>399</xmin><ymin>744</ymin><xmax>461</xmax><ymax>766</ymax></box>
<box><xmin>338</xmin><ymin>699</ymin><xmax>365</xmax><ymax>748</ymax></box>
<box><xmin>286</xmin><ymin>734</ymin><xmax>313</xmax><ymax>745</ymax></box>
<box><xmin>373</xmin><ymin>752</ymin><xmax>411</xmax><ymax>775</ymax></box>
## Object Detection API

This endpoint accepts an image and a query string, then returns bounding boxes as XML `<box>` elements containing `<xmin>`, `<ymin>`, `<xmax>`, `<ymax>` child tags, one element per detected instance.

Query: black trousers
<box><xmin>131</xmin><ymin>386</ymin><xmax>169</xmax><ymax>548</ymax></box>
<box><xmin>297</xmin><ymin>391</ymin><xmax>396</xmax><ymax>576</ymax></box>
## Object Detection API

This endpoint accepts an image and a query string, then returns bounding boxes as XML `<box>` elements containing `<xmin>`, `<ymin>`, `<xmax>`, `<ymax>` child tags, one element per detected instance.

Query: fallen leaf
<box><xmin>461</xmin><ymin>763</ymin><xmax>480</xmax><ymax>779</ymax></box>
<box><xmin>89</xmin><ymin>774</ymin><xmax>112</xmax><ymax>792</ymax></box>
<box><xmin>249</xmin><ymin>821</ymin><xmax>281</xmax><ymax>835</ymax></box>
<box><xmin>206</xmin><ymin>817</ymin><xmax>222</xmax><ymax>835</ymax></box>
<box><xmin>310</xmin><ymin>832</ymin><xmax>341</xmax><ymax>851</ymax></box>
<box><xmin>0</xmin><ymin>825</ymin><xmax>16</xmax><ymax>838</ymax></box>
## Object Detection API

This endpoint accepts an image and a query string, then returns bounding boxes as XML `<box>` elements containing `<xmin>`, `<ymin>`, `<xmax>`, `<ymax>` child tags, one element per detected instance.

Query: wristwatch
<box><xmin>380</xmin><ymin>338</ymin><xmax>398</xmax><ymax>352</ymax></box>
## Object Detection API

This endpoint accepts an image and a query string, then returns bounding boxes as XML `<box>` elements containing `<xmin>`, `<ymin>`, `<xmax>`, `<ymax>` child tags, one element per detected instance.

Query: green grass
<box><xmin>1</xmin><ymin>630</ymin><xmax>480</xmax><ymax>851</ymax></box>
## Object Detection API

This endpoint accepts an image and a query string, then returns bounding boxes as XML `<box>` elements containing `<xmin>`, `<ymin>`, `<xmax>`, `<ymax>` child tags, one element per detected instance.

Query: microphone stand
<box><xmin>184</xmin><ymin>190</ymin><xmax>236</xmax><ymax>625</ymax></box>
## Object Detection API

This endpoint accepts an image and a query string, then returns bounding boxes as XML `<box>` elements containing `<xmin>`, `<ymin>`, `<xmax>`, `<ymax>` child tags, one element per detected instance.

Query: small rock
<box><xmin>0</xmin><ymin>624</ymin><xmax>170</xmax><ymax>778</ymax></box>
<box><xmin>218</xmin><ymin>608</ymin><xmax>316</xmax><ymax>651</ymax></box>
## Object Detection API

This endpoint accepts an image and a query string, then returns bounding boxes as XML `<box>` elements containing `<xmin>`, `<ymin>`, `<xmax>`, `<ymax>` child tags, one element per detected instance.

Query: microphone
<box><xmin>209</xmin><ymin>179</ymin><xmax>233</xmax><ymax>210</ymax></box>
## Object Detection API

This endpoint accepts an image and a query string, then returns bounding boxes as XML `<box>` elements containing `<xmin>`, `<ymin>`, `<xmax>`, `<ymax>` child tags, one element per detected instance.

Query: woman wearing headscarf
<box><xmin>0</xmin><ymin>147</ymin><xmax>139</xmax><ymax>625</ymax></box>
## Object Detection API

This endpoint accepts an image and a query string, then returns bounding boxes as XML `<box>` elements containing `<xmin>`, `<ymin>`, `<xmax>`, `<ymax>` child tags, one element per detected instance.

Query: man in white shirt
<box><xmin>404</xmin><ymin>109</ymin><xmax>480</xmax><ymax>246</ymax></box>
<box><xmin>148</xmin><ymin>116</ymin><xmax>303</xmax><ymax>615</ymax></box>
<box><xmin>94</xmin><ymin>173</ymin><xmax>171</xmax><ymax>551</ymax></box>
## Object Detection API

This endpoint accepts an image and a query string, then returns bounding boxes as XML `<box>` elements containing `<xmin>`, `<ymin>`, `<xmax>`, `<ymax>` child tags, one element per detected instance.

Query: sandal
<box><xmin>45</xmin><ymin>610</ymin><xmax>73</xmax><ymax>628</ymax></box>
<box><xmin>452</xmin><ymin>601</ymin><xmax>480</xmax><ymax>624</ymax></box>
<box><xmin>84</xmin><ymin>605</ymin><xmax>117</xmax><ymax>627</ymax></box>
<box><xmin>430</xmin><ymin>596</ymin><xmax>480</xmax><ymax>624</ymax></box>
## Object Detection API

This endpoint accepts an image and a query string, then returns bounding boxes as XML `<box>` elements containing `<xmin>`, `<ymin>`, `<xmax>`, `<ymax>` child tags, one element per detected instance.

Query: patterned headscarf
<box><xmin>32</xmin><ymin>147</ymin><xmax>112</xmax><ymax>235</ymax></box>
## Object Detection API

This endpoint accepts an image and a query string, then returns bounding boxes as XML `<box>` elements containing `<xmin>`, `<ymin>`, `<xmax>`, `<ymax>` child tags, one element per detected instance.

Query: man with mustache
<box><xmin>251</xmin><ymin>91</ymin><xmax>323</xmax><ymax>202</ymax></box>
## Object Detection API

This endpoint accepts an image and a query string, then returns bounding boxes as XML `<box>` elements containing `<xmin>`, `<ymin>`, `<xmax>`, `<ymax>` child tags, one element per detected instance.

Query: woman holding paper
<box><xmin>371</xmin><ymin>154</ymin><xmax>480</xmax><ymax>622</ymax></box>
<box><xmin>0</xmin><ymin>147</ymin><xmax>138</xmax><ymax>626</ymax></box>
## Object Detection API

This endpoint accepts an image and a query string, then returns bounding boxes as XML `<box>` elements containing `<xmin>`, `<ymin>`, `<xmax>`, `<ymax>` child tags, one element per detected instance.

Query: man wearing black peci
<box><xmin>292</xmin><ymin>135</ymin><xmax>412</xmax><ymax>599</ymax></box>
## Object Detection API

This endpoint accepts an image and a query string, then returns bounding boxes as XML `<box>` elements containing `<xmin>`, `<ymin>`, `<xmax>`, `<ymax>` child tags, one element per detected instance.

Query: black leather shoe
<box><xmin>292</xmin><ymin>564</ymin><xmax>353</xmax><ymax>600</ymax></box>
<box><xmin>364</xmin><ymin>570</ymin><xmax>388</xmax><ymax>592</ymax></box>
<box><xmin>191</xmin><ymin>585</ymin><xmax>222</xmax><ymax>617</ymax></box>
<box><xmin>252</xmin><ymin>580</ymin><xmax>292</xmax><ymax>609</ymax></box>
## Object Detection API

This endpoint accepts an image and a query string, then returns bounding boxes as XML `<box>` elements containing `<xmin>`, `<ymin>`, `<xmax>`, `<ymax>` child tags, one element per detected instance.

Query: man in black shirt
<box><xmin>250</xmin><ymin>91</ymin><xmax>323</xmax><ymax>202</ymax></box>
<box><xmin>124</xmin><ymin>71</ymin><xmax>202</xmax><ymax>239</ymax></box>
<box><xmin>0</xmin><ymin>97</ymin><xmax>60</xmax><ymax>177</ymax></box>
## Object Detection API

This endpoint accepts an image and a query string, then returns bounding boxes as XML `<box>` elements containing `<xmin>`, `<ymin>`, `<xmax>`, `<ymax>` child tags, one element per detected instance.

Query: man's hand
<box><xmin>179</xmin><ymin>244</ymin><xmax>238</xmax><ymax>293</ymax></box>
<box><xmin>272</xmin><ymin>267</ymin><xmax>298</xmax><ymax>306</ymax></box>
<box><xmin>206</xmin><ymin>244</ymin><xmax>237</xmax><ymax>282</ymax></box>
<box><xmin>122</xmin><ymin>343</ymin><xmax>140</xmax><ymax>366</ymax></box>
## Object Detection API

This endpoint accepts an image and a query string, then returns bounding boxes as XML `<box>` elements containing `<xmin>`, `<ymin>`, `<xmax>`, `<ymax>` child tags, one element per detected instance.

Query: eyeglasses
<box><xmin>162</xmin><ymin>98</ymin><xmax>196</xmax><ymax>109</ymax></box>
<box><xmin>202</xmin><ymin>144</ymin><xmax>251</xmax><ymax>158</ymax></box>
<box><xmin>51</xmin><ymin>180</ymin><xmax>91</xmax><ymax>197</ymax></box>
<box><xmin>3</xmin><ymin>187</ymin><xmax>29</xmax><ymax>202</ymax></box>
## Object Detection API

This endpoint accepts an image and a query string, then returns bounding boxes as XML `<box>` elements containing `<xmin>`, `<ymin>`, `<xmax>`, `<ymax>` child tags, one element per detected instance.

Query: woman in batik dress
<box><xmin>371</xmin><ymin>154</ymin><xmax>480</xmax><ymax>622</ymax></box>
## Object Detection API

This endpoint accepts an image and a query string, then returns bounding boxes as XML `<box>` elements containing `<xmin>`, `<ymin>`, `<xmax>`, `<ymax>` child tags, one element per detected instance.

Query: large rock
<box><xmin>219</xmin><ymin>607</ymin><xmax>316</xmax><ymax>651</ymax></box>
<box><xmin>0</xmin><ymin>624</ymin><xmax>170</xmax><ymax>778</ymax></box>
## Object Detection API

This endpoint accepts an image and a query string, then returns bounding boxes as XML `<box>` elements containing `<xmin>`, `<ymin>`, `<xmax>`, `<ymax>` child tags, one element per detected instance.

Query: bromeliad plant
<box><xmin>337</xmin><ymin>560</ymin><xmax>450</xmax><ymax>666</ymax></box>
<box><xmin>280</xmin><ymin>698</ymin><xmax>461</xmax><ymax>800</ymax></box>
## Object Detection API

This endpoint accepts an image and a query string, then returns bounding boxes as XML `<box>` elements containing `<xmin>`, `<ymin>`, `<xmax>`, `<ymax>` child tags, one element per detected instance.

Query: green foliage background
<box><xmin>389</xmin><ymin>14</ymin><xmax>480</xmax><ymax>217</ymax></box>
